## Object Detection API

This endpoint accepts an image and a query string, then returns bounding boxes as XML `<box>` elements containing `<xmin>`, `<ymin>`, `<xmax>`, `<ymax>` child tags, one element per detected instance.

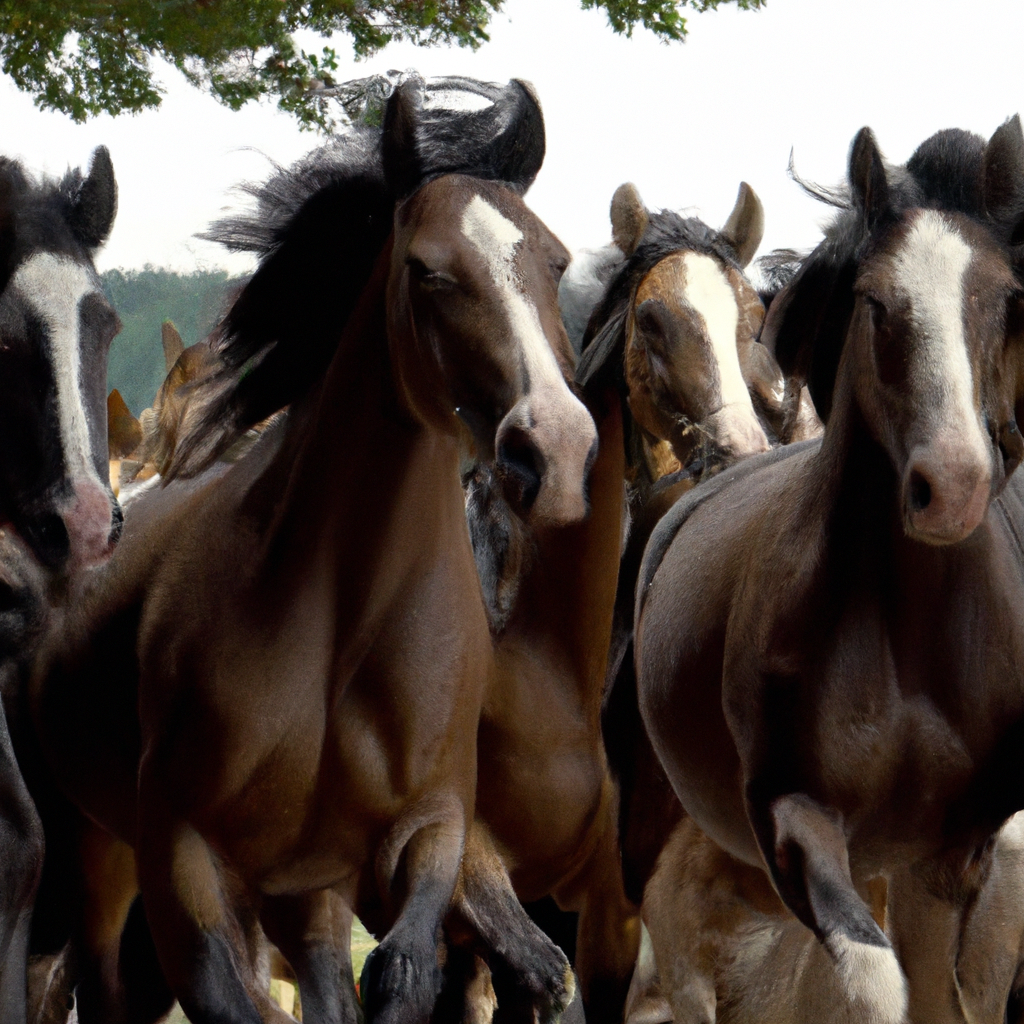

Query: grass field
<box><xmin>164</xmin><ymin>919</ymin><xmax>378</xmax><ymax>1023</ymax></box>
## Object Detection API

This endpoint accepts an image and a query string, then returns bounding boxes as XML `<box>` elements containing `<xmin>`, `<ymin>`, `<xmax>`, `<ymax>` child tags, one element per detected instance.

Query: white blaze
<box><xmin>422</xmin><ymin>86</ymin><xmax>495</xmax><ymax>113</ymax></box>
<box><xmin>11</xmin><ymin>252</ymin><xmax>104</xmax><ymax>485</ymax></box>
<box><xmin>461</xmin><ymin>193</ymin><xmax>581</xmax><ymax>404</ymax></box>
<box><xmin>892</xmin><ymin>210</ymin><xmax>987</xmax><ymax>460</ymax></box>
<box><xmin>681</xmin><ymin>251</ymin><xmax>757</xmax><ymax>415</ymax></box>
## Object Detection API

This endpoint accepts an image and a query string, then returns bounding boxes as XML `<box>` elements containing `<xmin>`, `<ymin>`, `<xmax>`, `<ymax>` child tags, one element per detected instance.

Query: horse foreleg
<box><xmin>754</xmin><ymin>792</ymin><xmax>907</xmax><ymax>1024</ymax></box>
<box><xmin>448</xmin><ymin>822</ymin><xmax>574</xmax><ymax>1024</ymax></box>
<box><xmin>565</xmin><ymin>817</ymin><xmax>641</xmax><ymax>1024</ymax></box>
<box><xmin>261</xmin><ymin>890</ymin><xmax>359</xmax><ymax>1024</ymax></box>
<box><xmin>0</xmin><ymin>704</ymin><xmax>44</xmax><ymax>1024</ymax></box>
<box><xmin>71</xmin><ymin>821</ymin><xmax>167</xmax><ymax>1024</ymax></box>
<box><xmin>135</xmin><ymin>785</ymin><xmax>286</xmax><ymax>1024</ymax></box>
<box><xmin>361</xmin><ymin>801</ymin><xmax>466</xmax><ymax>1024</ymax></box>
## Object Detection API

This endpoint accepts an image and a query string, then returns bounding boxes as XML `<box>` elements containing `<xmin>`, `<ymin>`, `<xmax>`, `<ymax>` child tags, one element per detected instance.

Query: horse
<box><xmin>0</xmin><ymin>148</ymin><xmax>122</xmax><ymax>572</ymax></box>
<box><xmin>30</xmin><ymin>75</ymin><xmax>591</xmax><ymax>1024</ymax></box>
<box><xmin>635</xmin><ymin>116</ymin><xmax>1024</xmax><ymax>1024</ymax></box>
<box><xmin>455</xmin><ymin>176</ymin><xmax>801</xmax><ymax>1024</ymax></box>
<box><xmin>0</xmin><ymin>148</ymin><xmax>120</xmax><ymax>1024</ymax></box>
<box><xmin>627</xmin><ymin>810</ymin><xmax>1024</xmax><ymax>1024</ymax></box>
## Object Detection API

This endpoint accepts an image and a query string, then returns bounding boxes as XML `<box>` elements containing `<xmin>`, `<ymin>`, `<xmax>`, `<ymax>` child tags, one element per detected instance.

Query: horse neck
<box><xmin>497</xmin><ymin>389</ymin><xmax>625</xmax><ymax>706</ymax></box>
<box><xmin>257</xmin><ymin>247</ymin><xmax>469</xmax><ymax>579</ymax></box>
<box><xmin>808</xmin><ymin>360</ymin><xmax>906</xmax><ymax>553</ymax></box>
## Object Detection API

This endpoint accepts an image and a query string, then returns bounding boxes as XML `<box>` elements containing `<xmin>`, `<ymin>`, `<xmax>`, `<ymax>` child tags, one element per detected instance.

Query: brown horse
<box><xmin>31</xmin><ymin>76</ymin><xmax>592</xmax><ymax>1024</ymax></box>
<box><xmin>635</xmin><ymin>117</ymin><xmax>1024</xmax><ymax>1024</ymax></box>
<box><xmin>455</xmin><ymin>177</ymin><xmax>799</xmax><ymax>1024</ymax></box>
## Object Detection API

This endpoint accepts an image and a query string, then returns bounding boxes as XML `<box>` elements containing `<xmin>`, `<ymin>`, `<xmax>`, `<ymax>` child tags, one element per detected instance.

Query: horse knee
<box><xmin>759</xmin><ymin>792</ymin><xmax>907</xmax><ymax>1024</ymax></box>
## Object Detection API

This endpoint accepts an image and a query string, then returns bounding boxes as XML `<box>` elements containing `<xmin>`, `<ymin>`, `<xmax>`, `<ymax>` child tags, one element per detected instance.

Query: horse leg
<box><xmin>565</xmin><ymin>818</ymin><xmax>640</xmax><ymax>1024</ymax></box>
<box><xmin>71</xmin><ymin>822</ymin><xmax>147</xmax><ymax>1024</ymax></box>
<box><xmin>261</xmin><ymin>890</ymin><xmax>359</xmax><ymax>1024</ymax></box>
<box><xmin>0</xmin><ymin>707</ymin><xmax>44</xmax><ymax>1024</ymax></box>
<box><xmin>135</xmin><ymin>783</ymin><xmax>286</xmax><ymax>1024</ymax></box>
<box><xmin>754</xmin><ymin>792</ymin><xmax>907</xmax><ymax>1024</ymax></box>
<box><xmin>450</xmin><ymin>823</ymin><xmax>574</xmax><ymax>1024</ymax></box>
<box><xmin>361</xmin><ymin>806</ymin><xmax>467</xmax><ymax>1024</ymax></box>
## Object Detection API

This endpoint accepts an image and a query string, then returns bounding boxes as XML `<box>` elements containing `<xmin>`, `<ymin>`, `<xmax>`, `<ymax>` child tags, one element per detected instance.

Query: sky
<box><xmin>1</xmin><ymin>0</ymin><xmax>1022</xmax><ymax>275</ymax></box>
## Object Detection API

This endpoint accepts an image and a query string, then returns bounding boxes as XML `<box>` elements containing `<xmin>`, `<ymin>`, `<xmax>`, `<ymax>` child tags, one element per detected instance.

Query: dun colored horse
<box><xmin>636</xmin><ymin>117</ymin><xmax>1024</xmax><ymax>1024</ymax></box>
<box><xmin>31</xmin><ymin>77</ymin><xmax>591</xmax><ymax>1024</ymax></box>
<box><xmin>626</xmin><ymin>811</ymin><xmax>1024</xmax><ymax>1023</ymax></box>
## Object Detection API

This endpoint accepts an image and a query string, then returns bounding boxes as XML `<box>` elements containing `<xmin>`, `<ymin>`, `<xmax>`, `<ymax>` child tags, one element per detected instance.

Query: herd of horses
<box><xmin>2</xmin><ymin>71</ymin><xmax>1024</xmax><ymax>1024</ymax></box>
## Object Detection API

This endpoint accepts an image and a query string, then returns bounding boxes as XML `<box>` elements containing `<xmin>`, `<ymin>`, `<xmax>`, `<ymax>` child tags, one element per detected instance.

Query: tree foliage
<box><xmin>0</xmin><ymin>0</ymin><xmax>762</xmax><ymax>130</ymax></box>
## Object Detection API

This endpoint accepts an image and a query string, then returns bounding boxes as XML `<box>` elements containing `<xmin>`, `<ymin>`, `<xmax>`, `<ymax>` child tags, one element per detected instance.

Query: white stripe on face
<box><xmin>12</xmin><ymin>252</ymin><xmax>104</xmax><ymax>485</ymax></box>
<box><xmin>681</xmin><ymin>251</ymin><xmax>756</xmax><ymax>415</ymax></box>
<box><xmin>422</xmin><ymin>85</ymin><xmax>494</xmax><ymax>112</ymax></box>
<box><xmin>461</xmin><ymin>194</ymin><xmax>580</xmax><ymax>401</ymax></box>
<box><xmin>892</xmin><ymin>210</ymin><xmax>988</xmax><ymax>459</ymax></box>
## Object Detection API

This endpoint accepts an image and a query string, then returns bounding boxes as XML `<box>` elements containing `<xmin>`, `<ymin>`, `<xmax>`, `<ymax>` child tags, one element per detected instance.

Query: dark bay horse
<box><xmin>31</xmin><ymin>77</ymin><xmax>592</xmax><ymax>1024</ymax></box>
<box><xmin>636</xmin><ymin>117</ymin><xmax>1024</xmax><ymax>1024</ymax></box>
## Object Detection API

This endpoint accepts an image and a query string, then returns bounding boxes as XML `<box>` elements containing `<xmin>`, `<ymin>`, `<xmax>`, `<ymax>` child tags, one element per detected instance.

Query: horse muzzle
<box><xmin>495</xmin><ymin>385</ymin><xmax>598</xmax><ymax>526</ymax></box>
<box><xmin>21</xmin><ymin>477</ymin><xmax>123</xmax><ymax>571</ymax></box>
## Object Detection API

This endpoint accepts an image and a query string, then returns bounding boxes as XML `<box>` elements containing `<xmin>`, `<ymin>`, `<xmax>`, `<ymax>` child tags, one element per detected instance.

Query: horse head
<box><xmin>581</xmin><ymin>181</ymin><xmax>773</xmax><ymax>473</ymax></box>
<box><xmin>0</xmin><ymin>148</ymin><xmax>122</xmax><ymax>571</ymax></box>
<box><xmin>384</xmin><ymin>77</ymin><xmax>597</xmax><ymax>526</ymax></box>
<box><xmin>769</xmin><ymin>118</ymin><xmax>1024</xmax><ymax>545</ymax></box>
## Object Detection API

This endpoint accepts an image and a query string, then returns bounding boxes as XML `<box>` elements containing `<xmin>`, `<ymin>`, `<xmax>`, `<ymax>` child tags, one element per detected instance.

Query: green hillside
<box><xmin>102</xmin><ymin>267</ymin><xmax>245</xmax><ymax>415</ymax></box>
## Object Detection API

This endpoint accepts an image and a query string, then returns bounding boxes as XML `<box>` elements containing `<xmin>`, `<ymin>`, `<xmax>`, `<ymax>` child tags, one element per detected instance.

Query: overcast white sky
<box><xmin>1</xmin><ymin>0</ymin><xmax>1021</xmax><ymax>274</ymax></box>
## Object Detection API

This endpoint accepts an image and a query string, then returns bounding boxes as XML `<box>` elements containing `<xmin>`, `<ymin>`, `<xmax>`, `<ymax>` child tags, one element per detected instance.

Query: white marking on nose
<box><xmin>681</xmin><ymin>252</ymin><xmax>757</xmax><ymax>416</ymax></box>
<box><xmin>12</xmin><ymin>252</ymin><xmax>104</xmax><ymax>485</ymax></box>
<box><xmin>892</xmin><ymin>210</ymin><xmax>987</xmax><ymax>461</ymax></box>
<box><xmin>461</xmin><ymin>194</ymin><xmax>575</xmax><ymax>398</ymax></box>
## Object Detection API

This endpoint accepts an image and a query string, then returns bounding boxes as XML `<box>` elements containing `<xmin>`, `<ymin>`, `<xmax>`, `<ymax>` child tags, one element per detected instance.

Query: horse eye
<box><xmin>865</xmin><ymin>295</ymin><xmax>887</xmax><ymax>324</ymax></box>
<box><xmin>408</xmin><ymin>257</ymin><xmax>457</xmax><ymax>291</ymax></box>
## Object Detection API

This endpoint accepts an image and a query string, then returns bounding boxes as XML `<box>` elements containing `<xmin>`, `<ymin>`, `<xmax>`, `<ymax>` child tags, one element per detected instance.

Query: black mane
<box><xmin>186</xmin><ymin>126</ymin><xmax>393</xmax><ymax>462</ymax></box>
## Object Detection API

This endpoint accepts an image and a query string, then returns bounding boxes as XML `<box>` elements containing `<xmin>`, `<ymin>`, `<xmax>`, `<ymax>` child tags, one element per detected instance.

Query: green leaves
<box><xmin>0</xmin><ymin>0</ymin><xmax>762</xmax><ymax>129</ymax></box>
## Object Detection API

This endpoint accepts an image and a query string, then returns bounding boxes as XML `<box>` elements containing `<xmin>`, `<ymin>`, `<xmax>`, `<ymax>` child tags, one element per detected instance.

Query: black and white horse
<box><xmin>0</xmin><ymin>148</ymin><xmax>122</xmax><ymax>572</ymax></box>
<box><xmin>0</xmin><ymin>147</ymin><xmax>119</xmax><ymax>1024</ymax></box>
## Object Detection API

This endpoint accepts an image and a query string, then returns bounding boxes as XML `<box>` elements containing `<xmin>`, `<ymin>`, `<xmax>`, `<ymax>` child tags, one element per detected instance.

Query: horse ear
<box><xmin>984</xmin><ymin>115</ymin><xmax>1024</xmax><ymax>247</ymax></box>
<box><xmin>71</xmin><ymin>146</ymin><xmax>117</xmax><ymax>248</ymax></box>
<box><xmin>848</xmin><ymin>127</ymin><xmax>890</xmax><ymax>230</ymax></box>
<box><xmin>162</xmin><ymin>321</ymin><xmax>185</xmax><ymax>374</ymax></box>
<box><xmin>382</xmin><ymin>75</ymin><xmax>425</xmax><ymax>200</ymax></box>
<box><xmin>382</xmin><ymin>77</ymin><xmax>546</xmax><ymax>198</ymax></box>
<box><xmin>107</xmin><ymin>389</ymin><xmax>143</xmax><ymax>459</ymax></box>
<box><xmin>610</xmin><ymin>183</ymin><xmax>648</xmax><ymax>255</ymax></box>
<box><xmin>721</xmin><ymin>182</ymin><xmax>764</xmax><ymax>268</ymax></box>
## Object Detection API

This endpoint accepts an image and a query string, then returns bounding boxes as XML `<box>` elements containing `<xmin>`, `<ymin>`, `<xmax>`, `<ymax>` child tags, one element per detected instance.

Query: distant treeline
<box><xmin>102</xmin><ymin>267</ymin><xmax>245</xmax><ymax>415</ymax></box>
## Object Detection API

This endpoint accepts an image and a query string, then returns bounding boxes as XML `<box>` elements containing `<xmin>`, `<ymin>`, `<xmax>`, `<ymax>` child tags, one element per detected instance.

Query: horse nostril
<box><xmin>22</xmin><ymin>512</ymin><xmax>70</xmax><ymax>569</ymax></box>
<box><xmin>497</xmin><ymin>427</ymin><xmax>542</xmax><ymax>515</ymax></box>
<box><xmin>909</xmin><ymin>470</ymin><xmax>932</xmax><ymax>512</ymax></box>
<box><xmin>109</xmin><ymin>500</ymin><xmax>124</xmax><ymax>544</ymax></box>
